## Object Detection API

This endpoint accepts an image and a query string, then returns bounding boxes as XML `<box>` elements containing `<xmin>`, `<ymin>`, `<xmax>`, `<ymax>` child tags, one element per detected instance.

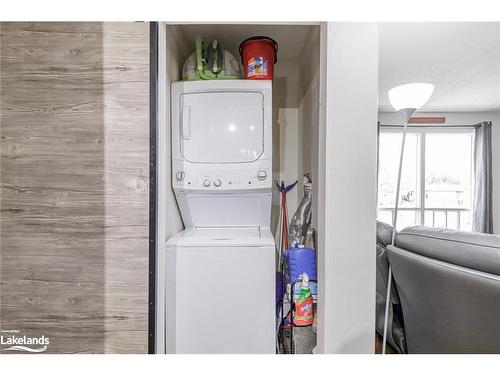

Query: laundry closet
<box><xmin>155</xmin><ymin>22</ymin><xmax>378</xmax><ymax>354</ymax></box>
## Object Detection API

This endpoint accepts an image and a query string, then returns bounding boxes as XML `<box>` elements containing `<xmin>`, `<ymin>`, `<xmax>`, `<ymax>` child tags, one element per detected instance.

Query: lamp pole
<box><xmin>381</xmin><ymin>83</ymin><xmax>433</xmax><ymax>354</ymax></box>
<box><xmin>381</xmin><ymin>107</ymin><xmax>415</xmax><ymax>354</ymax></box>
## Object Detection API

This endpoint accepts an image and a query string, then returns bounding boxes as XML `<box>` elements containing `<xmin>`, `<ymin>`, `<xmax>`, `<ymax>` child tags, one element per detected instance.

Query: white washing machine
<box><xmin>166</xmin><ymin>80</ymin><xmax>275</xmax><ymax>354</ymax></box>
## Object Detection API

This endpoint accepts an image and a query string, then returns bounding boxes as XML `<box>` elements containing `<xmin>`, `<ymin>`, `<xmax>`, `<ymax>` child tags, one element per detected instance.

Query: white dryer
<box><xmin>166</xmin><ymin>80</ymin><xmax>275</xmax><ymax>354</ymax></box>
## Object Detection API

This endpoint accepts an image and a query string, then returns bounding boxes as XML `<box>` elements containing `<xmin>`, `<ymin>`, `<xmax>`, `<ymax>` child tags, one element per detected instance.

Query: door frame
<box><xmin>149</xmin><ymin>21</ymin><xmax>159</xmax><ymax>354</ymax></box>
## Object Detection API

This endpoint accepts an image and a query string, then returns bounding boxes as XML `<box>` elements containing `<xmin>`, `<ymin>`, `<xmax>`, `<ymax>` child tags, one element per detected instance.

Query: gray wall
<box><xmin>0</xmin><ymin>22</ymin><xmax>150</xmax><ymax>353</ymax></box>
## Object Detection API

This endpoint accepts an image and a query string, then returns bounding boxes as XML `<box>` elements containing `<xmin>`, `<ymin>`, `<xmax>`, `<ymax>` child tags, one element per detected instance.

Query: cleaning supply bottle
<box><xmin>294</xmin><ymin>273</ymin><xmax>314</xmax><ymax>326</ymax></box>
<box><xmin>285</xmin><ymin>243</ymin><xmax>317</xmax><ymax>297</ymax></box>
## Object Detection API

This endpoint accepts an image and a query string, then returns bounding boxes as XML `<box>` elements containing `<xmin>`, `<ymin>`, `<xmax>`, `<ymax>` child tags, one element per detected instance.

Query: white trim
<box><xmin>315</xmin><ymin>21</ymin><xmax>328</xmax><ymax>354</ymax></box>
<box><xmin>162</xmin><ymin>22</ymin><xmax>321</xmax><ymax>26</ymax></box>
<box><xmin>419</xmin><ymin>127</ymin><xmax>426</xmax><ymax>226</ymax></box>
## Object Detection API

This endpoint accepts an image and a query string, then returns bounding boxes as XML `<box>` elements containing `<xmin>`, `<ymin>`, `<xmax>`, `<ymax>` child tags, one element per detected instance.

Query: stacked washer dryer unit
<box><xmin>166</xmin><ymin>80</ymin><xmax>275</xmax><ymax>353</ymax></box>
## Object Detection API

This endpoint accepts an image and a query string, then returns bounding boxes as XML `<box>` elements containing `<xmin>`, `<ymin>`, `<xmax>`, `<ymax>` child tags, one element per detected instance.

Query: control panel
<box><xmin>173</xmin><ymin>165</ymin><xmax>271</xmax><ymax>191</ymax></box>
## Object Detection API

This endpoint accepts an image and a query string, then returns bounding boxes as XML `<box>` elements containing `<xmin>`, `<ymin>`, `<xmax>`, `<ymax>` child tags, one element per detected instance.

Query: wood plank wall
<box><xmin>0</xmin><ymin>22</ymin><xmax>150</xmax><ymax>354</ymax></box>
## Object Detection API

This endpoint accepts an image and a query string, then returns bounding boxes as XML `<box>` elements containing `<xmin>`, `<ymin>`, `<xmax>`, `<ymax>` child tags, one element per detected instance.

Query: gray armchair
<box><xmin>376</xmin><ymin>221</ymin><xmax>406</xmax><ymax>353</ymax></box>
<box><xmin>387</xmin><ymin>226</ymin><xmax>500</xmax><ymax>353</ymax></box>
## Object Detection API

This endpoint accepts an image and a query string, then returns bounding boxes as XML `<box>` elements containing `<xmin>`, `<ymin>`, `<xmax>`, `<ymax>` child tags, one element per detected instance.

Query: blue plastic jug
<box><xmin>285</xmin><ymin>244</ymin><xmax>317</xmax><ymax>296</ymax></box>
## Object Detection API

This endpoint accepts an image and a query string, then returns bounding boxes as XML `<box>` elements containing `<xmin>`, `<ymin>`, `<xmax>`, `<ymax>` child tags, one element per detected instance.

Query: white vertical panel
<box><xmin>156</xmin><ymin>22</ymin><xmax>189</xmax><ymax>354</ymax></box>
<box><xmin>317</xmin><ymin>22</ymin><xmax>378</xmax><ymax>353</ymax></box>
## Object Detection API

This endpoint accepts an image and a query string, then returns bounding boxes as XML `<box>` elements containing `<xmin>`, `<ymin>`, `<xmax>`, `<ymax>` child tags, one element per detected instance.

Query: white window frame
<box><xmin>378</xmin><ymin>125</ymin><xmax>475</xmax><ymax>230</ymax></box>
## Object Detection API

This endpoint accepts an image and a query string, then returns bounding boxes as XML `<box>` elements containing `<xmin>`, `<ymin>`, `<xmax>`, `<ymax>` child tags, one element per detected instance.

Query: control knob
<box><xmin>257</xmin><ymin>170</ymin><xmax>267</xmax><ymax>181</ymax></box>
<box><xmin>175</xmin><ymin>171</ymin><xmax>185</xmax><ymax>181</ymax></box>
<box><xmin>214</xmin><ymin>179</ymin><xmax>222</xmax><ymax>187</ymax></box>
<box><xmin>203</xmin><ymin>179</ymin><xmax>211</xmax><ymax>187</ymax></box>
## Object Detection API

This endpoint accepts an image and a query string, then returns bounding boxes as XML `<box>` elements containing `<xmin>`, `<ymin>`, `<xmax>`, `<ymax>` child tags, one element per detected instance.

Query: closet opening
<box><xmin>156</xmin><ymin>22</ymin><xmax>322</xmax><ymax>354</ymax></box>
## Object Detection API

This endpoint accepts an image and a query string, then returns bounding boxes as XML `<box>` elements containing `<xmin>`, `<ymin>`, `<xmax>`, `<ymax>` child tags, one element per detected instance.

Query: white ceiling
<box><xmin>179</xmin><ymin>24</ymin><xmax>313</xmax><ymax>61</ymax></box>
<box><xmin>379</xmin><ymin>23</ymin><xmax>500</xmax><ymax>112</ymax></box>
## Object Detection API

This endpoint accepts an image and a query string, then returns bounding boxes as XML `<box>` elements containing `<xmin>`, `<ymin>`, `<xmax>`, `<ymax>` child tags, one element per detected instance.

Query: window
<box><xmin>377</xmin><ymin>127</ymin><xmax>475</xmax><ymax>231</ymax></box>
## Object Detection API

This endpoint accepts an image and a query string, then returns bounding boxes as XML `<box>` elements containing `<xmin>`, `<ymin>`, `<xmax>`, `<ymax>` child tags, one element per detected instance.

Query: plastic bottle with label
<box><xmin>294</xmin><ymin>273</ymin><xmax>314</xmax><ymax>326</ymax></box>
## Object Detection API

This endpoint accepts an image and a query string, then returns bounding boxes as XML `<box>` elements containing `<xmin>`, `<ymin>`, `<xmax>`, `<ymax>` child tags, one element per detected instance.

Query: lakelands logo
<box><xmin>0</xmin><ymin>329</ymin><xmax>49</xmax><ymax>353</ymax></box>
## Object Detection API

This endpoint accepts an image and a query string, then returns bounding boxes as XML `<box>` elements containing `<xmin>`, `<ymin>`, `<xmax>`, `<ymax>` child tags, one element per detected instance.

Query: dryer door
<box><xmin>179</xmin><ymin>91</ymin><xmax>264</xmax><ymax>163</ymax></box>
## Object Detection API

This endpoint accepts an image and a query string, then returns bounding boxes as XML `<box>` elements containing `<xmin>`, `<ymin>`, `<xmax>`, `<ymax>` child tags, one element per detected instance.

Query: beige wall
<box><xmin>298</xmin><ymin>26</ymin><xmax>320</xmax><ymax>220</ymax></box>
<box><xmin>274</xmin><ymin>26</ymin><xmax>321</xmax><ymax>221</ymax></box>
<box><xmin>0</xmin><ymin>22</ymin><xmax>150</xmax><ymax>353</ymax></box>
<box><xmin>272</xmin><ymin>60</ymin><xmax>300</xmax><ymax>227</ymax></box>
<box><xmin>278</xmin><ymin>108</ymin><xmax>300</xmax><ymax>211</ymax></box>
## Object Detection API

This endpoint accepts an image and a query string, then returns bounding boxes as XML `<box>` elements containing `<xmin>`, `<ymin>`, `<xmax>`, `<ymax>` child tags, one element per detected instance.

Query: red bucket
<box><xmin>239</xmin><ymin>36</ymin><xmax>278</xmax><ymax>80</ymax></box>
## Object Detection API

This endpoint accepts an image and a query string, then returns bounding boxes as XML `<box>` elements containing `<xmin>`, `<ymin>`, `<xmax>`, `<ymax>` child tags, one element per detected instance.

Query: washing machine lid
<box><xmin>166</xmin><ymin>227</ymin><xmax>275</xmax><ymax>247</ymax></box>
<box><xmin>179</xmin><ymin>91</ymin><xmax>264</xmax><ymax>163</ymax></box>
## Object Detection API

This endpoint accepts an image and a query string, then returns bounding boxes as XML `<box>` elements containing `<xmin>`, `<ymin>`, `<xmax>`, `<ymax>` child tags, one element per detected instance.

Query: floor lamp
<box><xmin>382</xmin><ymin>83</ymin><xmax>434</xmax><ymax>354</ymax></box>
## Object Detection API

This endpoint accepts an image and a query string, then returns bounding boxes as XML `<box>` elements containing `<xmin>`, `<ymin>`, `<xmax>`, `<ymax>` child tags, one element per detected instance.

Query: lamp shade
<box><xmin>388</xmin><ymin>83</ymin><xmax>434</xmax><ymax>111</ymax></box>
